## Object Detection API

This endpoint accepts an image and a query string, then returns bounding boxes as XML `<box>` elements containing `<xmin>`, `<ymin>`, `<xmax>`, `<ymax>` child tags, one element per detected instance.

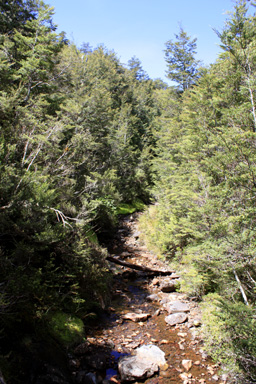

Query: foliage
<box><xmin>0</xmin><ymin>1</ymin><xmax>158</xmax><ymax>381</ymax></box>
<box><xmin>139</xmin><ymin>1</ymin><xmax>256</xmax><ymax>382</ymax></box>
<box><xmin>48</xmin><ymin>312</ymin><xmax>84</xmax><ymax>346</ymax></box>
<box><xmin>164</xmin><ymin>26</ymin><xmax>202</xmax><ymax>91</ymax></box>
<box><xmin>2</xmin><ymin>0</ymin><xmax>256</xmax><ymax>382</ymax></box>
<box><xmin>201</xmin><ymin>295</ymin><xmax>256</xmax><ymax>383</ymax></box>
<box><xmin>117</xmin><ymin>199</ymin><xmax>146</xmax><ymax>215</ymax></box>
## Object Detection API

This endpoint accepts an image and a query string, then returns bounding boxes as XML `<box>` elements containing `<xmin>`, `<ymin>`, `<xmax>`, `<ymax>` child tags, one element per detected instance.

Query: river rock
<box><xmin>118</xmin><ymin>356</ymin><xmax>158</xmax><ymax>381</ymax></box>
<box><xmin>146</xmin><ymin>294</ymin><xmax>159</xmax><ymax>302</ymax></box>
<box><xmin>136</xmin><ymin>345</ymin><xmax>167</xmax><ymax>368</ymax></box>
<box><xmin>118</xmin><ymin>344</ymin><xmax>166</xmax><ymax>381</ymax></box>
<box><xmin>160</xmin><ymin>279</ymin><xmax>178</xmax><ymax>293</ymax></box>
<box><xmin>182</xmin><ymin>359</ymin><xmax>192</xmax><ymax>371</ymax></box>
<box><xmin>180</xmin><ymin>372</ymin><xmax>192</xmax><ymax>380</ymax></box>
<box><xmin>126</xmin><ymin>341</ymin><xmax>141</xmax><ymax>349</ymax></box>
<box><xmin>153</xmin><ymin>308</ymin><xmax>161</xmax><ymax>317</ymax></box>
<box><xmin>165</xmin><ymin>312</ymin><xmax>188</xmax><ymax>326</ymax></box>
<box><xmin>193</xmin><ymin>319</ymin><xmax>201</xmax><ymax>327</ymax></box>
<box><xmin>165</xmin><ymin>301</ymin><xmax>190</xmax><ymax>314</ymax></box>
<box><xmin>122</xmin><ymin>312</ymin><xmax>151</xmax><ymax>322</ymax></box>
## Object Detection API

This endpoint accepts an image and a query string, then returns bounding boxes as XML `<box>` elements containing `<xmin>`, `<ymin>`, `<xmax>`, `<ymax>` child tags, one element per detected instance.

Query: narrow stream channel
<box><xmin>81</xmin><ymin>213</ymin><xmax>225</xmax><ymax>384</ymax></box>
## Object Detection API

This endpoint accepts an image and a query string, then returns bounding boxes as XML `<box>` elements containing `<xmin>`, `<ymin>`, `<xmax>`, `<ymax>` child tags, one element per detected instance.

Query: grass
<box><xmin>117</xmin><ymin>199</ymin><xmax>146</xmax><ymax>215</ymax></box>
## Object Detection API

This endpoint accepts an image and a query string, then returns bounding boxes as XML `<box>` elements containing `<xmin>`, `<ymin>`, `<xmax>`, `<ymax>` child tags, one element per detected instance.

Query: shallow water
<box><xmin>91</xmin><ymin>214</ymin><xmax>223</xmax><ymax>384</ymax></box>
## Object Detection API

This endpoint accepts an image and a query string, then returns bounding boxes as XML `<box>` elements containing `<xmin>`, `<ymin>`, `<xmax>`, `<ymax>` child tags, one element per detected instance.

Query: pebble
<box><xmin>152</xmin><ymin>309</ymin><xmax>161</xmax><ymax>317</ymax></box>
<box><xmin>87</xmin><ymin>337</ymin><xmax>96</xmax><ymax>343</ymax></box>
<box><xmin>193</xmin><ymin>319</ymin><xmax>201</xmax><ymax>327</ymax></box>
<box><xmin>178</xmin><ymin>342</ymin><xmax>185</xmax><ymax>350</ymax></box>
<box><xmin>160</xmin><ymin>371</ymin><xmax>172</xmax><ymax>378</ymax></box>
<box><xmin>182</xmin><ymin>359</ymin><xmax>192</xmax><ymax>371</ymax></box>
<box><xmin>207</xmin><ymin>365</ymin><xmax>215</xmax><ymax>375</ymax></box>
<box><xmin>179</xmin><ymin>372</ymin><xmax>192</xmax><ymax>380</ymax></box>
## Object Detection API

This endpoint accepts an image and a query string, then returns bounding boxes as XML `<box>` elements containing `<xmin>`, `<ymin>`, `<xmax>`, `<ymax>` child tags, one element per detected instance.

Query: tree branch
<box><xmin>232</xmin><ymin>266</ymin><xmax>249</xmax><ymax>306</ymax></box>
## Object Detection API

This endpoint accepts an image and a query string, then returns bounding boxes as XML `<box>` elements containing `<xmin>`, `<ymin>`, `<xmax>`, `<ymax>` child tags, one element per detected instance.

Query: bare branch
<box><xmin>50</xmin><ymin>208</ymin><xmax>79</xmax><ymax>227</ymax></box>
<box><xmin>232</xmin><ymin>266</ymin><xmax>249</xmax><ymax>306</ymax></box>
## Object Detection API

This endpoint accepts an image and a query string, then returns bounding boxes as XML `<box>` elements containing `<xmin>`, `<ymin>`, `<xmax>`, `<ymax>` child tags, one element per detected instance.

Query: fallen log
<box><xmin>106</xmin><ymin>255</ymin><xmax>174</xmax><ymax>276</ymax></box>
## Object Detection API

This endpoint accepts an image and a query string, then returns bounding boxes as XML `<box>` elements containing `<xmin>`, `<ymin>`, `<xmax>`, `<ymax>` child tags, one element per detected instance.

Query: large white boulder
<box><xmin>118</xmin><ymin>344</ymin><xmax>166</xmax><ymax>381</ymax></box>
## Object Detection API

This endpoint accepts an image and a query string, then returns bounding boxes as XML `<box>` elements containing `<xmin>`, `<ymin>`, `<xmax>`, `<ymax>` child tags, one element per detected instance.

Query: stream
<box><xmin>73</xmin><ymin>213</ymin><xmax>227</xmax><ymax>384</ymax></box>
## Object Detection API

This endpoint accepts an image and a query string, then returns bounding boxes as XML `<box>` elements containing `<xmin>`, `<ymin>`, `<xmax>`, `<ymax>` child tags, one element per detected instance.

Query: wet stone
<box><xmin>165</xmin><ymin>312</ymin><xmax>188</xmax><ymax>326</ymax></box>
<box><xmin>126</xmin><ymin>341</ymin><xmax>141</xmax><ymax>349</ymax></box>
<box><xmin>152</xmin><ymin>278</ymin><xmax>159</xmax><ymax>286</ymax></box>
<box><xmin>182</xmin><ymin>359</ymin><xmax>192</xmax><ymax>372</ymax></box>
<box><xmin>122</xmin><ymin>312</ymin><xmax>151</xmax><ymax>322</ymax></box>
<box><xmin>165</xmin><ymin>301</ymin><xmax>190</xmax><ymax>314</ymax></box>
<box><xmin>146</xmin><ymin>294</ymin><xmax>159</xmax><ymax>302</ymax></box>
<box><xmin>153</xmin><ymin>308</ymin><xmax>161</xmax><ymax>317</ymax></box>
<box><xmin>118</xmin><ymin>344</ymin><xmax>166</xmax><ymax>382</ymax></box>
<box><xmin>118</xmin><ymin>355</ymin><xmax>159</xmax><ymax>381</ymax></box>
<box><xmin>160</xmin><ymin>279</ymin><xmax>179</xmax><ymax>293</ymax></box>
<box><xmin>135</xmin><ymin>345</ymin><xmax>167</xmax><ymax>368</ymax></box>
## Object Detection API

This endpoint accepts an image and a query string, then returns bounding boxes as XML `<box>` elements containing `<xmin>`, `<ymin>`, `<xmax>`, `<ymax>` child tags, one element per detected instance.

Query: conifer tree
<box><xmin>164</xmin><ymin>26</ymin><xmax>201</xmax><ymax>91</ymax></box>
<box><xmin>139</xmin><ymin>3</ymin><xmax>256</xmax><ymax>381</ymax></box>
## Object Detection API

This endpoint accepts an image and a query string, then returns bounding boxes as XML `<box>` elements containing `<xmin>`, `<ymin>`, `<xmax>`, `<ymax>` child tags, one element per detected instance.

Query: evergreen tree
<box><xmin>139</xmin><ymin>3</ymin><xmax>256</xmax><ymax>381</ymax></box>
<box><xmin>164</xmin><ymin>26</ymin><xmax>202</xmax><ymax>91</ymax></box>
<box><xmin>128</xmin><ymin>56</ymin><xmax>149</xmax><ymax>81</ymax></box>
<box><xmin>0</xmin><ymin>0</ymin><xmax>38</xmax><ymax>34</ymax></box>
<box><xmin>215</xmin><ymin>0</ymin><xmax>256</xmax><ymax>132</ymax></box>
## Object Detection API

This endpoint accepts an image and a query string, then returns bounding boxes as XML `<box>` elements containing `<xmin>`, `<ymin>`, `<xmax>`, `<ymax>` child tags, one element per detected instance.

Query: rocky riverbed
<box><xmin>70</xmin><ymin>213</ymin><xmax>229</xmax><ymax>384</ymax></box>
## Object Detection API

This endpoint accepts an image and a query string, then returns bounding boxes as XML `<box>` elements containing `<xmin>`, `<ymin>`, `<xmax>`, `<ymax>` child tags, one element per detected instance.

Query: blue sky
<box><xmin>51</xmin><ymin>0</ymin><xmax>238</xmax><ymax>83</ymax></box>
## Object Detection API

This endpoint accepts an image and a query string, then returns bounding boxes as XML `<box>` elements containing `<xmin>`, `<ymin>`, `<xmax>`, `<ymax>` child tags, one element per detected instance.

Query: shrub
<box><xmin>201</xmin><ymin>294</ymin><xmax>256</xmax><ymax>384</ymax></box>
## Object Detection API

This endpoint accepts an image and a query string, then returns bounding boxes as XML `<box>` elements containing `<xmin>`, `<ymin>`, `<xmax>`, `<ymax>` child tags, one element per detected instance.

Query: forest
<box><xmin>0</xmin><ymin>0</ymin><xmax>256</xmax><ymax>383</ymax></box>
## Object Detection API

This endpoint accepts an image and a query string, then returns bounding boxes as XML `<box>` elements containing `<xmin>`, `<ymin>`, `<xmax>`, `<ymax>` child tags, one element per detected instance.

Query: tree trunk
<box><xmin>106</xmin><ymin>255</ymin><xmax>175</xmax><ymax>276</ymax></box>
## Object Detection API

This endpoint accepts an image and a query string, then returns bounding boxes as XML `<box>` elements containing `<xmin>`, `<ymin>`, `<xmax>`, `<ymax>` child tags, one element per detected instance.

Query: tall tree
<box><xmin>215</xmin><ymin>0</ymin><xmax>256</xmax><ymax>132</ymax></box>
<box><xmin>0</xmin><ymin>0</ymin><xmax>38</xmax><ymax>34</ymax></box>
<box><xmin>164</xmin><ymin>26</ymin><xmax>201</xmax><ymax>91</ymax></box>
<box><xmin>139</xmin><ymin>3</ymin><xmax>256</xmax><ymax>382</ymax></box>
<box><xmin>128</xmin><ymin>56</ymin><xmax>149</xmax><ymax>81</ymax></box>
